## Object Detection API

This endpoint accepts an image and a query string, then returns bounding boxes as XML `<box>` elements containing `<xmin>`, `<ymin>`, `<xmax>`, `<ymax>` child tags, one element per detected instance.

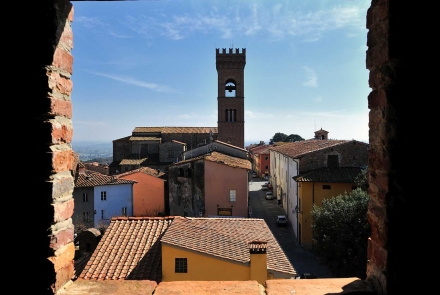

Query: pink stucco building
<box><xmin>167</xmin><ymin>151</ymin><xmax>251</xmax><ymax>218</ymax></box>
<box><xmin>117</xmin><ymin>167</ymin><xmax>167</xmax><ymax>216</ymax></box>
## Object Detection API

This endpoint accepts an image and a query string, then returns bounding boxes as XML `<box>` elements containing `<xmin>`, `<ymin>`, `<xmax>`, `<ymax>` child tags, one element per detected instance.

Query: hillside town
<box><xmin>70</xmin><ymin>45</ymin><xmax>369</xmax><ymax>288</ymax></box>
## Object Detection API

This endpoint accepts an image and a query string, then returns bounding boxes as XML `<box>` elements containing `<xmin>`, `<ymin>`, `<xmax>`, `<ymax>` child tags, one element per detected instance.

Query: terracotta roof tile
<box><xmin>293</xmin><ymin>167</ymin><xmax>363</xmax><ymax>183</ymax></box>
<box><xmin>129</xmin><ymin>137</ymin><xmax>161</xmax><ymax>141</ymax></box>
<box><xmin>116</xmin><ymin>166</ymin><xmax>165</xmax><ymax>178</ymax></box>
<box><xmin>79</xmin><ymin>216</ymin><xmax>175</xmax><ymax>282</ymax></box>
<box><xmin>161</xmin><ymin>217</ymin><xmax>296</xmax><ymax>276</ymax></box>
<box><xmin>75</xmin><ymin>170</ymin><xmax>136</xmax><ymax>188</ymax></box>
<box><xmin>172</xmin><ymin>151</ymin><xmax>251</xmax><ymax>170</ymax></box>
<box><xmin>133</xmin><ymin>127</ymin><xmax>218</xmax><ymax>134</ymax></box>
<box><xmin>213</xmin><ymin>140</ymin><xmax>248</xmax><ymax>152</ymax></box>
<box><xmin>269</xmin><ymin>139</ymin><xmax>351</xmax><ymax>158</ymax></box>
<box><xmin>119</xmin><ymin>157</ymin><xmax>149</xmax><ymax>165</ymax></box>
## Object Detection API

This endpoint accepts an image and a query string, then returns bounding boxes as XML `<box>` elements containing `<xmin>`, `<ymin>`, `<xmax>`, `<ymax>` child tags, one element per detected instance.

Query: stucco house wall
<box><xmin>117</xmin><ymin>171</ymin><xmax>166</xmax><ymax>217</ymax></box>
<box><xmin>298</xmin><ymin>181</ymin><xmax>357</xmax><ymax>248</ymax></box>
<box><xmin>161</xmin><ymin>243</ymin><xmax>250</xmax><ymax>282</ymax></box>
<box><xmin>72</xmin><ymin>186</ymin><xmax>95</xmax><ymax>229</ymax></box>
<box><xmin>93</xmin><ymin>183</ymin><xmax>133</xmax><ymax>227</ymax></box>
<box><xmin>204</xmin><ymin>160</ymin><xmax>249</xmax><ymax>217</ymax></box>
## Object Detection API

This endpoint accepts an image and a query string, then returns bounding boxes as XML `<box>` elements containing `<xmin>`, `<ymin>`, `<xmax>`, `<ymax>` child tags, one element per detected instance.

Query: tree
<box><xmin>311</xmin><ymin>188</ymin><xmax>371</xmax><ymax>279</ymax></box>
<box><xmin>284</xmin><ymin>134</ymin><xmax>305</xmax><ymax>142</ymax></box>
<box><xmin>271</xmin><ymin>132</ymin><xmax>288</xmax><ymax>143</ymax></box>
<box><xmin>354</xmin><ymin>167</ymin><xmax>368</xmax><ymax>192</ymax></box>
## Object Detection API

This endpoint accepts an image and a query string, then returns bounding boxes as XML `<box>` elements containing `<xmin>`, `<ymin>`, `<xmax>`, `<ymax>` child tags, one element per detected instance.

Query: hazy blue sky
<box><xmin>71</xmin><ymin>0</ymin><xmax>371</xmax><ymax>145</ymax></box>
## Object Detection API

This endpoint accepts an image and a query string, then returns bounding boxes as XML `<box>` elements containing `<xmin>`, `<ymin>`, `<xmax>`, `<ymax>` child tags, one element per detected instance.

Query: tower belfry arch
<box><xmin>216</xmin><ymin>48</ymin><xmax>246</xmax><ymax>148</ymax></box>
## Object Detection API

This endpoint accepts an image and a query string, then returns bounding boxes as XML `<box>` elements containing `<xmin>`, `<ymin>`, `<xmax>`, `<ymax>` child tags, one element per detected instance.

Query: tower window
<box><xmin>225</xmin><ymin>81</ymin><xmax>236</xmax><ymax>97</ymax></box>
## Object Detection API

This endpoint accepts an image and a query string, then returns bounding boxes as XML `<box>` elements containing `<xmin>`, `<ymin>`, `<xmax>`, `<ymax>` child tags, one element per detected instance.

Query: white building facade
<box><xmin>269</xmin><ymin>149</ymin><xmax>299</xmax><ymax>238</ymax></box>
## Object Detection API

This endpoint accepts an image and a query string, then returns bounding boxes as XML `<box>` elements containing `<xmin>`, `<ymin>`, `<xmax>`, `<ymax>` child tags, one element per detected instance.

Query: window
<box><xmin>225</xmin><ymin>81</ymin><xmax>236</xmax><ymax>97</ymax></box>
<box><xmin>122</xmin><ymin>207</ymin><xmax>127</xmax><ymax>216</ymax></box>
<box><xmin>82</xmin><ymin>211</ymin><xmax>89</xmax><ymax>222</ymax></box>
<box><xmin>229</xmin><ymin>190</ymin><xmax>236</xmax><ymax>202</ymax></box>
<box><xmin>265</xmin><ymin>156</ymin><xmax>268</xmax><ymax>160</ymax></box>
<box><xmin>101</xmin><ymin>191</ymin><xmax>107</xmax><ymax>201</ymax></box>
<box><xmin>265</xmin><ymin>165</ymin><xmax>269</xmax><ymax>169</ymax></box>
<box><xmin>187</xmin><ymin>168</ymin><xmax>192</xmax><ymax>177</ymax></box>
<box><xmin>82</xmin><ymin>193</ymin><xmax>88</xmax><ymax>202</ymax></box>
<box><xmin>323</xmin><ymin>185</ymin><xmax>331</xmax><ymax>190</ymax></box>
<box><xmin>175</xmin><ymin>258</ymin><xmax>188</xmax><ymax>273</ymax></box>
<box><xmin>101</xmin><ymin>210</ymin><xmax>105</xmax><ymax>220</ymax></box>
<box><xmin>327</xmin><ymin>155</ymin><xmax>339</xmax><ymax>168</ymax></box>
<box><xmin>168</xmin><ymin>150</ymin><xmax>174</xmax><ymax>158</ymax></box>
<box><xmin>179</xmin><ymin>168</ymin><xmax>184</xmax><ymax>177</ymax></box>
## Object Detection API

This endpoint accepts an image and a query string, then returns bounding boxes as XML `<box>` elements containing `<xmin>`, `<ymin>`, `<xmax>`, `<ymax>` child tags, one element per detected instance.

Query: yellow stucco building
<box><xmin>77</xmin><ymin>216</ymin><xmax>296</xmax><ymax>284</ymax></box>
<box><xmin>294</xmin><ymin>167</ymin><xmax>363</xmax><ymax>249</ymax></box>
<box><xmin>160</xmin><ymin>217</ymin><xmax>296</xmax><ymax>284</ymax></box>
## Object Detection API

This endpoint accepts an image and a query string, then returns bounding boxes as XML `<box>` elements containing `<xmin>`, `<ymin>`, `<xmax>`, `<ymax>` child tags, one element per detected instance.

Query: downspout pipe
<box><xmin>293</xmin><ymin>159</ymin><xmax>299</xmax><ymax>240</ymax></box>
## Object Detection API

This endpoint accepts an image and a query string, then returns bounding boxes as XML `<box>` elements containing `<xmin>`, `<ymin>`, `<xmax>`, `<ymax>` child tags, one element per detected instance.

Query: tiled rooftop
<box><xmin>213</xmin><ymin>139</ymin><xmax>248</xmax><ymax>151</ymax></box>
<box><xmin>76</xmin><ymin>216</ymin><xmax>296</xmax><ymax>283</ymax></box>
<box><xmin>78</xmin><ymin>216</ymin><xmax>174</xmax><ymax>281</ymax></box>
<box><xmin>269</xmin><ymin>139</ymin><xmax>351</xmax><ymax>158</ymax></box>
<box><xmin>133</xmin><ymin>127</ymin><xmax>218</xmax><ymax>134</ymax></box>
<box><xmin>75</xmin><ymin>170</ymin><xmax>136</xmax><ymax>188</ymax></box>
<box><xmin>116</xmin><ymin>166</ymin><xmax>165</xmax><ymax>178</ymax></box>
<box><xmin>118</xmin><ymin>153</ymin><xmax>159</xmax><ymax>166</ymax></box>
<box><xmin>293</xmin><ymin>167</ymin><xmax>364</xmax><ymax>183</ymax></box>
<box><xmin>129</xmin><ymin>136</ymin><xmax>161</xmax><ymax>141</ymax></box>
<box><xmin>249</xmin><ymin>144</ymin><xmax>271</xmax><ymax>154</ymax></box>
<box><xmin>160</xmin><ymin>217</ymin><xmax>296</xmax><ymax>276</ymax></box>
<box><xmin>172</xmin><ymin>151</ymin><xmax>251</xmax><ymax>170</ymax></box>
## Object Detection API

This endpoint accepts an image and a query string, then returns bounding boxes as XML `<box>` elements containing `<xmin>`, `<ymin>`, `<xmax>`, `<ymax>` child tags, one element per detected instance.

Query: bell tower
<box><xmin>216</xmin><ymin>48</ymin><xmax>246</xmax><ymax>148</ymax></box>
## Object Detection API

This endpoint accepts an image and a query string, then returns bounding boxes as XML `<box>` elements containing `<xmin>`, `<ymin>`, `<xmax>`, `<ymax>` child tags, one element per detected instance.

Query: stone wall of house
<box><xmin>168</xmin><ymin>160</ymin><xmax>205</xmax><ymax>217</ymax></box>
<box><xmin>299</xmin><ymin>141</ymin><xmax>368</xmax><ymax>173</ymax></box>
<box><xmin>159</xmin><ymin>141</ymin><xmax>185</xmax><ymax>163</ymax></box>
<box><xmin>112</xmin><ymin>137</ymin><xmax>131</xmax><ymax>162</ymax></box>
<box><xmin>162</xmin><ymin>133</ymin><xmax>216</xmax><ymax>151</ymax></box>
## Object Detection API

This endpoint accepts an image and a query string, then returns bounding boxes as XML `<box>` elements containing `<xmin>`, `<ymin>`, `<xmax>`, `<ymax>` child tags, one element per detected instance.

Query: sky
<box><xmin>71</xmin><ymin>0</ymin><xmax>371</xmax><ymax>145</ymax></box>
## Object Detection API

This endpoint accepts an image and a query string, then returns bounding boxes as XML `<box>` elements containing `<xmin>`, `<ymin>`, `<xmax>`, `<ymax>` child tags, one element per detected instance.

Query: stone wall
<box><xmin>112</xmin><ymin>137</ymin><xmax>130</xmax><ymax>162</ymax></box>
<box><xmin>162</xmin><ymin>133</ymin><xmax>215</xmax><ymax>151</ymax></box>
<box><xmin>34</xmin><ymin>1</ymin><xmax>76</xmax><ymax>293</ymax></box>
<box><xmin>168</xmin><ymin>160</ymin><xmax>205</xmax><ymax>217</ymax></box>
<box><xmin>299</xmin><ymin>141</ymin><xmax>368</xmax><ymax>173</ymax></box>
<box><xmin>159</xmin><ymin>141</ymin><xmax>186</xmax><ymax>163</ymax></box>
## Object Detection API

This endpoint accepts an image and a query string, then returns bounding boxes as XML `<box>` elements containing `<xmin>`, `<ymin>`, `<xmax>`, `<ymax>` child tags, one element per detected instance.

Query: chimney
<box><xmin>248</xmin><ymin>240</ymin><xmax>268</xmax><ymax>284</ymax></box>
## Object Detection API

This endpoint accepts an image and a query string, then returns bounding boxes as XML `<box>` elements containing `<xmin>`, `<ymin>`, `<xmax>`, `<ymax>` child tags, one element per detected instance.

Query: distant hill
<box><xmin>72</xmin><ymin>141</ymin><xmax>263</xmax><ymax>163</ymax></box>
<box><xmin>72</xmin><ymin>141</ymin><xmax>112</xmax><ymax>163</ymax></box>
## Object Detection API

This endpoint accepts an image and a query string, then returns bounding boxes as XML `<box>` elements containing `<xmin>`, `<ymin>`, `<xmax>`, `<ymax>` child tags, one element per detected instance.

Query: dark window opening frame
<box><xmin>175</xmin><ymin>258</ymin><xmax>188</xmax><ymax>273</ymax></box>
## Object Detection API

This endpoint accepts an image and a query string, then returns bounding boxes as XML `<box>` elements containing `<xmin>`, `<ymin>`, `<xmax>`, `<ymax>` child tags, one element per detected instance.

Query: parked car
<box><xmin>261</xmin><ymin>182</ymin><xmax>269</xmax><ymax>190</ymax></box>
<box><xmin>276</xmin><ymin>215</ymin><xmax>287</xmax><ymax>226</ymax></box>
<box><xmin>265</xmin><ymin>191</ymin><xmax>275</xmax><ymax>200</ymax></box>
